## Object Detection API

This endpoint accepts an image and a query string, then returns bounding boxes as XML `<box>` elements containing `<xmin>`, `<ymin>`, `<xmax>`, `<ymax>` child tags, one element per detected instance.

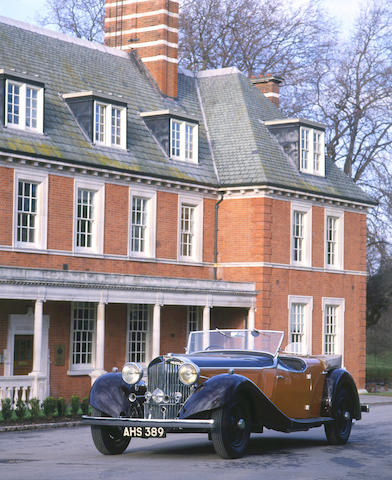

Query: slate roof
<box><xmin>0</xmin><ymin>17</ymin><xmax>375</xmax><ymax>205</ymax></box>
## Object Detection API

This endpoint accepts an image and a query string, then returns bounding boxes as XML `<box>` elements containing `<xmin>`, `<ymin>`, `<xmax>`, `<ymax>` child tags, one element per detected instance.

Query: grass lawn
<box><xmin>367</xmin><ymin>351</ymin><xmax>392</xmax><ymax>384</ymax></box>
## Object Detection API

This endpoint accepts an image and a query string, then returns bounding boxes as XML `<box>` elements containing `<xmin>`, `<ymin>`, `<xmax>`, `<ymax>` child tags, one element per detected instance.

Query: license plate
<box><xmin>123</xmin><ymin>426</ymin><xmax>166</xmax><ymax>438</ymax></box>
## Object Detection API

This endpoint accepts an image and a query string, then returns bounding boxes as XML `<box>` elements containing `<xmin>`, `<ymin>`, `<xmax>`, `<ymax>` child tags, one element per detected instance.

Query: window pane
<box><xmin>326</xmin><ymin>216</ymin><xmax>337</xmax><ymax>266</ymax></box>
<box><xmin>26</xmin><ymin>87</ymin><xmax>38</xmax><ymax>129</ymax></box>
<box><xmin>313</xmin><ymin>131</ymin><xmax>322</xmax><ymax>172</ymax></box>
<box><xmin>131</xmin><ymin>197</ymin><xmax>147</xmax><ymax>253</ymax></box>
<box><xmin>95</xmin><ymin>104</ymin><xmax>105</xmax><ymax>143</ymax></box>
<box><xmin>290</xmin><ymin>303</ymin><xmax>305</xmax><ymax>352</ymax></box>
<box><xmin>72</xmin><ymin>302</ymin><xmax>96</xmax><ymax>366</ymax></box>
<box><xmin>300</xmin><ymin>129</ymin><xmax>309</xmax><ymax>170</ymax></box>
<box><xmin>293</xmin><ymin>211</ymin><xmax>304</xmax><ymax>262</ymax></box>
<box><xmin>171</xmin><ymin>121</ymin><xmax>180</xmax><ymax>157</ymax></box>
<box><xmin>128</xmin><ymin>305</ymin><xmax>150</xmax><ymax>363</ymax></box>
<box><xmin>181</xmin><ymin>204</ymin><xmax>194</xmax><ymax>257</ymax></box>
<box><xmin>17</xmin><ymin>180</ymin><xmax>38</xmax><ymax>244</ymax></box>
<box><xmin>111</xmin><ymin>107</ymin><xmax>121</xmax><ymax>146</ymax></box>
<box><xmin>7</xmin><ymin>82</ymin><xmax>20</xmax><ymax>125</ymax></box>
<box><xmin>185</xmin><ymin>124</ymin><xmax>193</xmax><ymax>160</ymax></box>
<box><xmin>77</xmin><ymin>189</ymin><xmax>95</xmax><ymax>248</ymax></box>
<box><xmin>324</xmin><ymin>305</ymin><xmax>337</xmax><ymax>354</ymax></box>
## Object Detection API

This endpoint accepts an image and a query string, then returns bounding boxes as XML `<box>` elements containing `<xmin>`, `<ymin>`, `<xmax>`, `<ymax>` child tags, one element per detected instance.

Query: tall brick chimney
<box><xmin>251</xmin><ymin>75</ymin><xmax>283</xmax><ymax>108</ymax></box>
<box><xmin>104</xmin><ymin>0</ymin><xmax>179</xmax><ymax>98</ymax></box>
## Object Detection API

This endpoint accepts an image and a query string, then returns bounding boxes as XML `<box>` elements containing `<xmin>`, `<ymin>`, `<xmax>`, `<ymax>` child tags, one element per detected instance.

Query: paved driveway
<box><xmin>1</xmin><ymin>403</ymin><xmax>391</xmax><ymax>480</ymax></box>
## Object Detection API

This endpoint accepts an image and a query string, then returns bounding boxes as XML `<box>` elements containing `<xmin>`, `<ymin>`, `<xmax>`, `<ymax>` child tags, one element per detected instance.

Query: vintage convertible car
<box><xmin>82</xmin><ymin>329</ymin><xmax>368</xmax><ymax>459</ymax></box>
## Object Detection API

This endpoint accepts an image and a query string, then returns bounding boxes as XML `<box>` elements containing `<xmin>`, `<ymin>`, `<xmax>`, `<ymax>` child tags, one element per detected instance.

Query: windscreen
<box><xmin>187</xmin><ymin>329</ymin><xmax>284</xmax><ymax>356</ymax></box>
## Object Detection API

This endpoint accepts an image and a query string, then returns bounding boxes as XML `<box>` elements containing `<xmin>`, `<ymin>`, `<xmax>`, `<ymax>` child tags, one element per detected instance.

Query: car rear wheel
<box><xmin>211</xmin><ymin>397</ymin><xmax>250</xmax><ymax>459</ymax></box>
<box><xmin>324</xmin><ymin>387</ymin><xmax>353</xmax><ymax>445</ymax></box>
<box><xmin>90</xmin><ymin>407</ymin><xmax>131</xmax><ymax>455</ymax></box>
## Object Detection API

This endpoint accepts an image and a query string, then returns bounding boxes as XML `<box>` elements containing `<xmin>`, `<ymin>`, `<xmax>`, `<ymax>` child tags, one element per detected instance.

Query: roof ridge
<box><xmin>0</xmin><ymin>15</ymin><xmax>128</xmax><ymax>59</ymax></box>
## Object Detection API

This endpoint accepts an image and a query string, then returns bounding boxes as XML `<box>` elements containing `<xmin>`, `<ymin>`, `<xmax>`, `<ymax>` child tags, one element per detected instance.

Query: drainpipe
<box><xmin>214</xmin><ymin>194</ymin><xmax>224</xmax><ymax>280</ymax></box>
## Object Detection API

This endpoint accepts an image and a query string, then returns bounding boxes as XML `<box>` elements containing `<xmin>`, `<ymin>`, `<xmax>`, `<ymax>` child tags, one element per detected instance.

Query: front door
<box><xmin>13</xmin><ymin>335</ymin><xmax>33</xmax><ymax>375</ymax></box>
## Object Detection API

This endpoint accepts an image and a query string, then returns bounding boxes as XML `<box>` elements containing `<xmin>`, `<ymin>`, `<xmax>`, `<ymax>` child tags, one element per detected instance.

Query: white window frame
<box><xmin>178</xmin><ymin>194</ymin><xmax>203</xmax><ymax>262</ymax></box>
<box><xmin>287</xmin><ymin>296</ymin><xmax>313</xmax><ymax>355</ymax></box>
<box><xmin>300</xmin><ymin>127</ymin><xmax>325</xmax><ymax>176</ymax></box>
<box><xmin>73</xmin><ymin>178</ymin><xmax>105</xmax><ymax>254</ymax></box>
<box><xmin>126</xmin><ymin>304</ymin><xmax>152</xmax><ymax>365</ymax></box>
<box><xmin>187</xmin><ymin>306</ymin><xmax>202</xmax><ymax>338</ymax></box>
<box><xmin>291</xmin><ymin>201</ymin><xmax>312</xmax><ymax>267</ymax></box>
<box><xmin>170</xmin><ymin>118</ymin><xmax>198</xmax><ymax>163</ymax></box>
<box><xmin>322</xmin><ymin>298</ymin><xmax>345</xmax><ymax>363</ymax></box>
<box><xmin>94</xmin><ymin>100</ymin><xmax>126</xmax><ymax>149</ymax></box>
<box><xmin>13</xmin><ymin>169</ymin><xmax>48</xmax><ymax>250</ymax></box>
<box><xmin>129</xmin><ymin>187</ymin><xmax>156</xmax><ymax>258</ymax></box>
<box><xmin>69</xmin><ymin>302</ymin><xmax>96</xmax><ymax>374</ymax></box>
<box><xmin>325</xmin><ymin>208</ymin><xmax>344</xmax><ymax>270</ymax></box>
<box><xmin>5</xmin><ymin>79</ymin><xmax>44</xmax><ymax>133</ymax></box>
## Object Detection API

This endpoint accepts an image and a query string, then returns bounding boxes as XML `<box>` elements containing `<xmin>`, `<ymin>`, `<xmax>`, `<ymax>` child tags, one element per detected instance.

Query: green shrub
<box><xmin>70</xmin><ymin>395</ymin><xmax>81</xmax><ymax>416</ymax></box>
<box><xmin>1</xmin><ymin>398</ymin><xmax>12</xmax><ymax>422</ymax></box>
<box><xmin>42</xmin><ymin>396</ymin><xmax>57</xmax><ymax>418</ymax></box>
<box><xmin>81</xmin><ymin>397</ymin><xmax>90</xmax><ymax>415</ymax></box>
<box><xmin>29</xmin><ymin>398</ymin><xmax>40</xmax><ymax>420</ymax></box>
<box><xmin>15</xmin><ymin>399</ymin><xmax>27</xmax><ymax>421</ymax></box>
<box><xmin>56</xmin><ymin>397</ymin><xmax>66</xmax><ymax>417</ymax></box>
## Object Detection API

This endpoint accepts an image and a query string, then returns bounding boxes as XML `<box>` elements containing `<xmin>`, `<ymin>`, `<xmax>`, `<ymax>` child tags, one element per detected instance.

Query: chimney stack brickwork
<box><xmin>105</xmin><ymin>0</ymin><xmax>179</xmax><ymax>98</ymax></box>
<box><xmin>251</xmin><ymin>75</ymin><xmax>283</xmax><ymax>107</ymax></box>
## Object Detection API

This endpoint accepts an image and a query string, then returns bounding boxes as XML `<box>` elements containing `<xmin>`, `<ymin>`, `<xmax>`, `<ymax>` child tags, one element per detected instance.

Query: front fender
<box><xmin>324</xmin><ymin>369</ymin><xmax>361</xmax><ymax>420</ymax></box>
<box><xmin>179</xmin><ymin>374</ymin><xmax>292</xmax><ymax>431</ymax></box>
<box><xmin>89</xmin><ymin>372</ymin><xmax>146</xmax><ymax>418</ymax></box>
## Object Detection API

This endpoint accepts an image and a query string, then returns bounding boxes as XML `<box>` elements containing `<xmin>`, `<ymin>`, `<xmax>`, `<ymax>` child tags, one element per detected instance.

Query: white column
<box><xmin>31</xmin><ymin>299</ymin><xmax>43</xmax><ymax>375</ymax></box>
<box><xmin>89</xmin><ymin>302</ymin><xmax>107</xmax><ymax>384</ymax></box>
<box><xmin>96</xmin><ymin>302</ymin><xmax>105</xmax><ymax>372</ymax></box>
<box><xmin>202</xmin><ymin>306</ymin><xmax>210</xmax><ymax>350</ymax></box>
<box><xmin>30</xmin><ymin>299</ymin><xmax>44</xmax><ymax>401</ymax></box>
<box><xmin>247</xmin><ymin>307</ymin><xmax>255</xmax><ymax>331</ymax></box>
<box><xmin>247</xmin><ymin>307</ymin><xmax>256</xmax><ymax>350</ymax></box>
<box><xmin>152</xmin><ymin>304</ymin><xmax>161</xmax><ymax>359</ymax></box>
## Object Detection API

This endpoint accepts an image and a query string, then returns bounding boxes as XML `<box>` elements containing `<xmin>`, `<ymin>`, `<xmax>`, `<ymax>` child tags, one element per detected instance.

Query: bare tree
<box><xmin>38</xmin><ymin>0</ymin><xmax>105</xmax><ymax>42</ymax></box>
<box><xmin>179</xmin><ymin>0</ymin><xmax>334</xmax><ymax>98</ymax></box>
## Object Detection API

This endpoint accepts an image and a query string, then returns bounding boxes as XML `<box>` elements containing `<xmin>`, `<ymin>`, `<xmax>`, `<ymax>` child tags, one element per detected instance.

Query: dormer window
<box><xmin>170</xmin><ymin>118</ymin><xmax>198</xmax><ymax>162</ymax></box>
<box><xmin>63</xmin><ymin>91</ymin><xmax>127</xmax><ymax>150</ymax></box>
<box><xmin>265</xmin><ymin>118</ymin><xmax>326</xmax><ymax>177</ymax></box>
<box><xmin>94</xmin><ymin>101</ymin><xmax>126</xmax><ymax>149</ymax></box>
<box><xmin>300</xmin><ymin>127</ymin><xmax>325</xmax><ymax>176</ymax></box>
<box><xmin>5</xmin><ymin>79</ymin><xmax>44</xmax><ymax>133</ymax></box>
<box><xmin>140</xmin><ymin>110</ymin><xmax>199</xmax><ymax>163</ymax></box>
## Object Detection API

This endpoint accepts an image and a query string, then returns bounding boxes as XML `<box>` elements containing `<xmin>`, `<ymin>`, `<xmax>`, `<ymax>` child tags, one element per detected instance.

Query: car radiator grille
<box><xmin>144</xmin><ymin>360</ymin><xmax>191</xmax><ymax>419</ymax></box>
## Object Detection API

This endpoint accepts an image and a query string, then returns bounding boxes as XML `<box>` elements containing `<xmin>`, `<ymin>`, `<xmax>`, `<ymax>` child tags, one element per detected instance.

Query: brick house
<box><xmin>0</xmin><ymin>0</ymin><xmax>374</xmax><ymax>403</ymax></box>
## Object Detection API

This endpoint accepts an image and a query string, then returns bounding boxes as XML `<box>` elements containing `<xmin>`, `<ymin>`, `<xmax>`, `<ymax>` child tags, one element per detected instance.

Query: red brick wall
<box><xmin>104</xmin><ymin>183</ymin><xmax>129</xmax><ymax>256</ymax></box>
<box><xmin>160</xmin><ymin>306</ymin><xmax>187</xmax><ymax>355</ymax></box>
<box><xmin>0</xmin><ymin>167</ymin><xmax>14</xmax><ymax>246</ymax></box>
<box><xmin>47</xmin><ymin>175</ymin><xmax>73</xmax><ymax>251</ymax></box>
<box><xmin>156</xmin><ymin>191</ymin><xmax>178</xmax><ymax>259</ymax></box>
<box><xmin>312</xmin><ymin>206</ymin><xmax>324</xmax><ymax>268</ymax></box>
<box><xmin>105</xmin><ymin>303</ymin><xmax>127</xmax><ymax>371</ymax></box>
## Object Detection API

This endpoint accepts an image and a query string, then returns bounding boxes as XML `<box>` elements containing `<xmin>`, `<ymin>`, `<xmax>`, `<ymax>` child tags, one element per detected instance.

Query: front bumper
<box><xmin>82</xmin><ymin>415</ymin><xmax>215</xmax><ymax>431</ymax></box>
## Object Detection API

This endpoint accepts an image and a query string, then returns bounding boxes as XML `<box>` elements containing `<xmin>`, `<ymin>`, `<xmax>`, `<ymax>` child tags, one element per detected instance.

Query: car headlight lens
<box><xmin>152</xmin><ymin>388</ymin><xmax>165</xmax><ymax>404</ymax></box>
<box><xmin>178</xmin><ymin>362</ymin><xmax>199</xmax><ymax>386</ymax></box>
<box><xmin>121</xmin><ymin>362</ymin><xmax>143</xmax><ymax>385</ymax></box>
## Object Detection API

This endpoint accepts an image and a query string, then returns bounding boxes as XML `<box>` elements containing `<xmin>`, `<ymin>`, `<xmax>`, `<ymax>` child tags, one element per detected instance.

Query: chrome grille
<box><xmin>144</xmin><ymin>359</ymin><xmax>192</xmax><ymax>419</ymax></box>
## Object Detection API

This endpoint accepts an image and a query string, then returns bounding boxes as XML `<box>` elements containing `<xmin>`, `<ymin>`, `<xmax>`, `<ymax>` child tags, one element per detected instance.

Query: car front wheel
<box><xmin>90</xmin><ymin>407</ymin><xmax>131</xmax><ymax>455</ymax></box>
<box><xmin>211</xmin><ymin>397</ymin><xmax>250</xmax><ymax>459</ymax></box>
<box><xmin>324</xmin><ymin>387</ymin><xmax>353</xmax><ymax>445</ymax></box>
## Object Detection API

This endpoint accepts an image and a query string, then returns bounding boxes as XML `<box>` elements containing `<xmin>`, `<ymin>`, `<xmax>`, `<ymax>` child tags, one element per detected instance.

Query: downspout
<box><xmin>214</xmin><ymin>194</ymin><xmax>224</xmax><ymax>280</ymax></box>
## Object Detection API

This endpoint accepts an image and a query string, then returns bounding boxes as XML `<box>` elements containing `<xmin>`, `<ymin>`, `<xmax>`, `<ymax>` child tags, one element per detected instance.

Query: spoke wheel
<box><xmin>324</xmin><ymin>387</ymin><xmax>353</xmax><ymax>445</ymax></box>
<box><xmin>211</xmin><ymin>397</ymin><xmax>250</xmax><ymax>459</ymax></box>
<box><xmin>90</xmin><ymin>407</ymin><xmax>131</xmax><ymax>455</ymax></box>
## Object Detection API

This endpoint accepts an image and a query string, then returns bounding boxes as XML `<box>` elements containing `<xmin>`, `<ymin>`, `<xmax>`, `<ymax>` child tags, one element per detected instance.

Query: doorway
<box><xmin>13</xmin><ymin>335</ymin><xmax>34</xmax><ymax>375</ymax></box>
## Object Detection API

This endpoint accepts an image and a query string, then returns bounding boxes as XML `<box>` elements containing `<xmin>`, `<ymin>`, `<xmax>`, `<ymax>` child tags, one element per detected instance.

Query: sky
<box><xmin>0</xmin><ymin>0</ymin><xmax>364</xmax><ymax>29</ymax></box>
